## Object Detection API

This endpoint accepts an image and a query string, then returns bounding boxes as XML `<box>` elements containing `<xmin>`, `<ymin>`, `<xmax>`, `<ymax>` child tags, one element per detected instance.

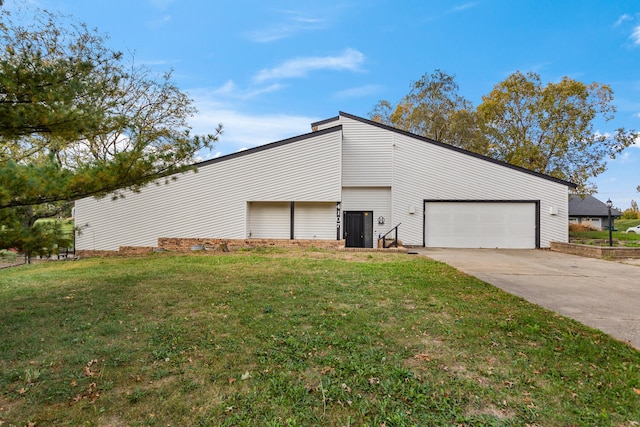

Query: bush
<box><xmin>0</xmin><ymin>249</ymin><xmax>18</xmax><ymax>263</ymax></box>
<box><xmin>569</xmin><ymin>223</ymin><xmax>597</xmax><ymax>232</ymax></box>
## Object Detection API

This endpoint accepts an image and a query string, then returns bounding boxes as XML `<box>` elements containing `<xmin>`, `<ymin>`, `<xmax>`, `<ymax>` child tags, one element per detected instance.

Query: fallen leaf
<box><xmin>228</xmin><ymin>378</ymin><xmax>236</xmax><ymax>385</ymax></box>
<box><xmin>414</xmin><ymin>353</ymin><xmax>431</xmax><ymax>362</ymax></box>
<box><xmin>241</xmin><ymin>371</ymin><xmax>251</xmax><ymax>380</ymax></box>
<box><xmin>634</xmin><ymin>387</ymin><xmax>640</xmax><ymax>395</ymax></box>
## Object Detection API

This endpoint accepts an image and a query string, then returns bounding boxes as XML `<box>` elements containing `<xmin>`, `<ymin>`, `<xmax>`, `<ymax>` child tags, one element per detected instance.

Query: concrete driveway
<box><xmin>416</xmin><ymin>248</ymin><xmax>640</xmax><ymax>350</ymax></box>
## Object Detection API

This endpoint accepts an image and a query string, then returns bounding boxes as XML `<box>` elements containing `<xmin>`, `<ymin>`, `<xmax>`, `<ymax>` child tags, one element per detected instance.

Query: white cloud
<box><xmin>333</xmin><ymin>84</ymin><xmax>384</xmax><ymax>99</ymax></box>
<box><xmin>254</xmin><ymin>49</ymin><xmax>365</xmax><ymax>83</ymax></box>
<box><xmin>191</xmin><ymin>81</ymin><xmax>284</xmax><ymax>102</ymax></box>
<box><xmin>614</xmin><ymin>14</ymin><xmax>632</xmax><ymax>27</ymax></box>
<box><xmin>631</xmin><ymin>25</ymin><xmax>640</xmax><ymax>45</ymax></box>
<box><xmin>247</xmin><ymin>10</ymin><xmax>327</xmax><ymax>42</ymax></box>
<box><xmin>148</xmin><ymin>15</ymin><xmax>171</xmax><ymax>27</ymax></box>
<box><xmin>188</xmin><ymin>95</ymin><xmax>321</xmax><ymax>158</ymax></box>
<box><xmin>450</xmin><ymin>2</ymin><xmax>477</xmax><ymax>13</ymax></box>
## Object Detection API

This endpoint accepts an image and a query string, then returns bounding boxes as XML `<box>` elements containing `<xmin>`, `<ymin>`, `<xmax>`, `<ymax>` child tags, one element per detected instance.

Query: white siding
<box><xmin>248</xmin><ymin>202</ymin><xmax>290</xmax><ymax>239</ymax></box>
<box><xmin>313</xmin><ymin>117</ymin><xmax>340</xmax><ymax>131</ymax></box>
<box><xmin>341</xmin><ymin>117</ymin><xmax>393</xmax><ymax>186</ymax></box>
<box><xmin>75</xmin><ymin>113</ymin><xmax>572</xmax><ymax>251</ymax></box>
<box><xmin>75</xmin><ymin>128</ymin><xmax>342</xmax><ymax>250</ymax></box>
<box><xmin>294</xmin><ymin>202</ymin><xmax>337</xmax><ymax>239</ymax></box>
<box><xmin>248</xmin><ymin>202</ymin><xmax>337</xmax><ymax>240</ymax></box>
<box><xmin>391</xmin><ymin>133</ymin><xmax>568</xmax><ymax>247</ymax></box>
<box><xmin>341</xmin><ymin>187</ymin><xmax>392</xmax><ymax>239</ymax></box>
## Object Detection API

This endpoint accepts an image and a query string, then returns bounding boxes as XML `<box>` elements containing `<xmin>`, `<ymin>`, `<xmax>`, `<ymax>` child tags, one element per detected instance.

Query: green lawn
<box><xmin>569</xmin><ymin>219</ymin><xmax>640</xmax><ymax>246</ymax></box>
<box><xmin>1</xmin><ymin>250</ymin><xmax>638</xmax><ymax>426</ymax></box>
<box><xmin>616</xmin><ymin>218</ymin><xmax>640</xmax><ymax>231</ymax></box>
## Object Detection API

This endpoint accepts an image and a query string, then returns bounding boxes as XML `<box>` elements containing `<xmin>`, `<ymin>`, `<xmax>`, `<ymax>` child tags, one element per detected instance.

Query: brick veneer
<box><xmin>77</xmin><ymin>238</ymin><xmax>346</xmax><ymax>257</ymax></box>
<box><xmin>158</xmin><ymin>238</ymin><xmax>344</xmax><ymax>252</ymax></box>
<box><xmin>76</xmin><ymin>246</ymin><xmax>155</xmax><ymax>257</ymax></box>
<box><xmin>551</xmin><ymin>241</ymin><xmax>640</xmax><ymax>259</ymax></box>
<box><xmin>75</xmin><ymin>237</ymin><xmax>410</xmax><ymax>258</ymax></box>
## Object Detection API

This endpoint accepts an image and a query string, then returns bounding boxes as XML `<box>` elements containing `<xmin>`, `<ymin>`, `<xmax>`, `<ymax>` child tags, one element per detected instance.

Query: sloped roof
<box><xmin>196</xmin><ymin>111</ymin><xmax>576</xmax><ymax>189</ymax></box>
<box><xmin>569</xmin><ymin>194</ymin><xmax>621</xmax><ymax>217</ymax></box>
<box><xmin>195</xmin><ymin>124</ymin><xmax>342</xmax><ymax>168</ymax></box>
<box><xmin>335</xmin><ymin>112</ymin><xmax>577</xmax><ymax>189</ymax></box>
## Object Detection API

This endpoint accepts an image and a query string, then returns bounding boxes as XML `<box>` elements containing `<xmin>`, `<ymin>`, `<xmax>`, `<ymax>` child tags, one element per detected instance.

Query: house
<box><xmin>568</xmin><ymin>194</ymin><xmax>621</xmax><ymax>230</ymax></box>
<box><xmin>74</xmin><ymin>112</ymin><xmax>576</xmax><ymax>253</ymax></box>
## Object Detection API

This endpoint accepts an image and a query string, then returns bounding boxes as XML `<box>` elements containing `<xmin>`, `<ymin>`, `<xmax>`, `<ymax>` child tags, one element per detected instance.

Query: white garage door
<box><xmin>425</xmin><ymin>202</ymin><xmax>536</xmax><ymax>249</ymax></box>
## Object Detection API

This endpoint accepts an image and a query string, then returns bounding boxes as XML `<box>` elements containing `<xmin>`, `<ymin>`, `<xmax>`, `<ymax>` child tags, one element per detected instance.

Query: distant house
<box><xmin>74</xmin><ymin>112</ymin><xmax>576</xmax><ymax>252</ymax></box>
<box><xmin>568</xmin><ymin>195</ymin><xmax>621</xmax><ymax>230</ymax></box>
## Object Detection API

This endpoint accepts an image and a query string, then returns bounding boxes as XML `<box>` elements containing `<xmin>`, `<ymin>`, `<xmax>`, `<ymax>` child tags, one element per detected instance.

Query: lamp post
<box><xmin>606</xmin><ymin>198</ymin><xmax>613</xmax><ymax>247</ymax></box>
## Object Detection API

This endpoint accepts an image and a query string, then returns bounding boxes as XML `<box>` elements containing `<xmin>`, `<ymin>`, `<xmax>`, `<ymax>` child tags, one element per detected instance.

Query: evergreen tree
<box><xmin>0</xmin><ymin>8</ymin><xmax>221</xmax><ymax>255</ymax></box>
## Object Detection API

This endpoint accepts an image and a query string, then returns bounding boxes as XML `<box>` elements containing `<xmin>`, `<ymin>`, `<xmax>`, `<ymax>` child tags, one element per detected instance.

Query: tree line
<box><xmin>369</xmin><ymin>70</ymin><xmax>637</xmax><ymax>194</ymax></box>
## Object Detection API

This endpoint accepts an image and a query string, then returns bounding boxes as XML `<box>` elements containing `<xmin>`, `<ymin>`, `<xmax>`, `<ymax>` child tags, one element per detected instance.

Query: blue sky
<box><xmin>7</xmin><ymin>0</ymin><xmax>640</xmax><ymax>210</ymax></box>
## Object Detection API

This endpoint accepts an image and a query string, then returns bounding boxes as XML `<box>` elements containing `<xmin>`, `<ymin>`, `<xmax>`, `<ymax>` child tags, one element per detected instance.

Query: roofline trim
<box><xmin>195</xmin><ymin>124</ymin><xmax>342</xmax><ymax>168</ymax></box>
<box><xmin>310</xmin><ymin>116</ymin><xmax>340</xmax><ymax>128</ymax></box>
<box><xmin>339</xmin><ymin>111</ymin><xmax>578</xmax><ymax>189</ymax></box>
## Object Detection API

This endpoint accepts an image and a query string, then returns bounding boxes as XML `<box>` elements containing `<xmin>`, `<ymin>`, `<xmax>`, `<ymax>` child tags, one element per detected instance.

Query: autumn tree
<box><xmin>369</xmin><ymin>70</ymin><xmax>487</xmax><ymax>153</ymax></box>
<box><xmin>621</xmin><ymin>200</ymin><xmax>640</xmax><ymax>220</ymax></box>
<box><xmin>477</xmin><ymin>71</ymin><xmax>637</xmax><ymax>192</ymax></box>
<box><xmin>0</xmin><ymin>8</ymin><xmax>221</xmax><ymax>255</ymax></box>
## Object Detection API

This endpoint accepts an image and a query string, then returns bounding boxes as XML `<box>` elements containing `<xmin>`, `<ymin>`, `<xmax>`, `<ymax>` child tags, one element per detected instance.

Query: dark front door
<box><xmin>344</xmin><ymin>211</ymin><xmax>373</xmax><ymax>248</ymax></box>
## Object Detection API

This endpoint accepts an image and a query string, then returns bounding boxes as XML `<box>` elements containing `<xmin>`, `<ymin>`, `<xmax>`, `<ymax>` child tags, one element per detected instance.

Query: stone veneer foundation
<box><xmin>551</xmin><ymin>241</ymin><xmax>640</xmax><ymax>260</ymax></box>
<box><xmin>75</xmin><ymin>238</ymin><xmax>407</xmax><ymax>258</ymax></box>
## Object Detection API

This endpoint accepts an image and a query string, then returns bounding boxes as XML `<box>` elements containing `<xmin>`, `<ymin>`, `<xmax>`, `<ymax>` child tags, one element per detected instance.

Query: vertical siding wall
<box><xmin>339</xmin><ymin>116</ymin><xmax>569</xmax><ymax>248</ymax></box>
<box><xmin>75</xmin><ymin>128</ymin><xmax>343</xmax><ymax>251</ymax></box>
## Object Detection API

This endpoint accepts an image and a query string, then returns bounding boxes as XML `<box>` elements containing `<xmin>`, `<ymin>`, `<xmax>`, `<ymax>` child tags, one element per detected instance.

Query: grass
<box><xmin>616</xmin><ymin>219</ymin><xmax>640</xmax><ymax>231</ymax></box>
<box><xmin>569</xmin><ymin>219</ymin><xmax>640</xmax><ymax>246</ymax></box>
<box><xmin>0</xmin><ymin>249</ymin><xmax>639</xmax><ymax>426</ymax></box>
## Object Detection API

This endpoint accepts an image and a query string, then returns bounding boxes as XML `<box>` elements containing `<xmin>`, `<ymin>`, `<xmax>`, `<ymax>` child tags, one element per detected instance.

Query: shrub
<box><xmin>569</xmin><ymin>223</ymin><xmax>597</xmax><ymax>232</ymax></box>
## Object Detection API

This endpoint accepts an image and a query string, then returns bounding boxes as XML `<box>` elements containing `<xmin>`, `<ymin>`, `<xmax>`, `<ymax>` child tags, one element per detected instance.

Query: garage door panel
<box><xmin>425</xmin><ymin>202</ymin><xmax>536</xmax><ymax>249</ymax></box>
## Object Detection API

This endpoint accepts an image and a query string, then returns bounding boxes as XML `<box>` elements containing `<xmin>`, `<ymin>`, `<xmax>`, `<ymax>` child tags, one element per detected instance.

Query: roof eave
<box><xmin>339</xmin><ymin>111</ymin><xmax>578</xmax><ymax>189</ymax></box>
